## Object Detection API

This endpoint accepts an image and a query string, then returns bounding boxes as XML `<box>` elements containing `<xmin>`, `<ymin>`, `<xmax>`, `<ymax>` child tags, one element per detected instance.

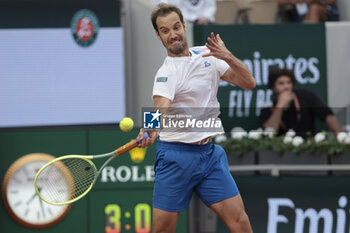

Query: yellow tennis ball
<box><xmin>120</xmin><ymin>117</ymin><xmax>134</xmax><ymax>132</ymax></box>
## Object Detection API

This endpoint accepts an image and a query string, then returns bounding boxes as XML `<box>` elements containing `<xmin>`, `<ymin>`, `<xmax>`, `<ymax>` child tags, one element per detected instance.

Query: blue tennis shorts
<box><xmin>153</xmin><ymin>140</ymin><xmax>240</xmax><ymax>212</ymax></box>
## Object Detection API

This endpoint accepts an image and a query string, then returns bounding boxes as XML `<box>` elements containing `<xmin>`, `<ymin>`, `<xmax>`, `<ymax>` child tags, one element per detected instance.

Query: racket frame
<box><xmin>34</xmin><ymin>132</ymin><xmax>148</xmax><ymax>205</ymax></box>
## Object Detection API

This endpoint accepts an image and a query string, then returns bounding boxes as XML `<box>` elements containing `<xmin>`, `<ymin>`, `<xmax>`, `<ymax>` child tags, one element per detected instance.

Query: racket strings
<box><xmin>36</xmin><ymin>158</ymin><xmax>97</xmax><ymax>204</ymax></box>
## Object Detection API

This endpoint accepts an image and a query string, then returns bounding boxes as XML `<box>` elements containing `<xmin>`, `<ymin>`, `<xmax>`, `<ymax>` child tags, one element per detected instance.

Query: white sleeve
<box><xmin>215</xmin><ymin>57</ymin><xmax>230</xmax><ymax>77</ymax></box>
<box><xmin>152</xmin><ymin>69</ymin><xmax>177</xmax><ymax>101</ymax></box>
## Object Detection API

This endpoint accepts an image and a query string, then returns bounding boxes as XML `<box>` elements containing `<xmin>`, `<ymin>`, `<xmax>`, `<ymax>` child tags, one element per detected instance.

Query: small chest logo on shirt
<box><xmin>204</xmin><ymin>61</ymin><xmax>211</xmax><ymax>68</ymax></box>
<box><xmin>156</xmin><ymin>77</ymin><xmax>168</xmax><ymax>82</ymax></box>
<box><xmin>192</xmin><ymin>50</ymin><xmax>200</xmax><ymax>54</ymax></box>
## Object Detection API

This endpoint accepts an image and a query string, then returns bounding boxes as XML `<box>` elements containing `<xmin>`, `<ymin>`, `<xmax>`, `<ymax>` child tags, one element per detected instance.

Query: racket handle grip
<box><xmin>136</xmin><ymin>132</ymin><xmax>149</xmax><ymax>145</ymax></box>
<box><xmin>114</xmin><ymin>132</ymin><xmax>149</xmax><ymax>156</ymax></box>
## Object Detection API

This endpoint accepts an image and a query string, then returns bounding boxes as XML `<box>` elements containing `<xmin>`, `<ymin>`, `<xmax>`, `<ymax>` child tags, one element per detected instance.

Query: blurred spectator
<box><xmin>153</xmin><ymin>0</ymin><xmax>216</xmax><ymax>24</ymax></box>
<box><xmin>277</xmin><ymin>0</ymin><xmax>339</xmax><ymax>23</ymax></box>
<box><xmin>260</xmin><ymin>68</ymin><xmax>343</xmax><ymax>138</ymax></box>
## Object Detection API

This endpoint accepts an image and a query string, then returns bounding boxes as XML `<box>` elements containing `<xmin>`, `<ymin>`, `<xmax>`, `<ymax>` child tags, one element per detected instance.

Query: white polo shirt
<box><xmin>152</xmin><ymin>46</ymin><xmax>229</xmax><ymax>143</ymax></box>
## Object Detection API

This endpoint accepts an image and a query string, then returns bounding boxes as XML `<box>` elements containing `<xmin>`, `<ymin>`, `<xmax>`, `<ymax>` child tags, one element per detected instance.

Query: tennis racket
<box><xmin>34</xmin><ymin>132</ymin><xmax>149</xmax><ymax>206</ymax></box>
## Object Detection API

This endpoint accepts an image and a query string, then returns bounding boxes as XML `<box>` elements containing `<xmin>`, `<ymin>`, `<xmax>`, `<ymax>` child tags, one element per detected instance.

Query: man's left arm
<box><xmin>325</xmin><ymin>115</ymin><xmax>343</xmax><ymax>136</ymax></box>
<box><xmin>203</xmin><ymin>32</ymin><xmax>256</xmax><ymax>90</ymax></box>
<box><xmin>306</xmin><ymin>89</ymin><xmax>343</xmax><ymax>135</ymax></box>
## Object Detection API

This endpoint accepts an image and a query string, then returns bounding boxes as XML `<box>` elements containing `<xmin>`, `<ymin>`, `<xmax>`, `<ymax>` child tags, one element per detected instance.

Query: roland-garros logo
<box><xmin>71</xmin><ymin>9</ymin><xmax>99</xmax><ymax>47</ymax></box>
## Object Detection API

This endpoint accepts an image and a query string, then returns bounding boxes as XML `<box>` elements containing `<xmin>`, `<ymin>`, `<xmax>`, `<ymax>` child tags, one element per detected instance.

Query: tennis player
<box><xmin>138</xmin><ymin>3</ymin><xmax>256</xmax><ymax>233</ymax></box>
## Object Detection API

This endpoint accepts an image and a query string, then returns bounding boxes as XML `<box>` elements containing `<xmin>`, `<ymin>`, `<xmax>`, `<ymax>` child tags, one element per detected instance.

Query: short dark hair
<box><xmin>268</xmin><ymin>68</ymin><xmax>296</xmax><ymax>89</ymax></box>
<box><xmin>151</xmin><ymin>3</ymin><xmax>184</xmax><ymax>33</ymax></box>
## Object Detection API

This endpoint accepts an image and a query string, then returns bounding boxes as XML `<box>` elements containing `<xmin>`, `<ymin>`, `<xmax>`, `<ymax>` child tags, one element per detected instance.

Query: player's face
<box><xmin>273</xmin><ymin>75</ymin><xmax>293</xmax><ymax>94</ymax></box>
<box><xmin>155</xmin><ymin>12</ymin><xmax>188</xmax><ymax>57</ymax></box>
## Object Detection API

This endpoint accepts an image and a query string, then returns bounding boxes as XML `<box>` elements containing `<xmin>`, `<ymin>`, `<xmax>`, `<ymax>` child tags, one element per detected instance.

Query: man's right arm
<box><xmin>262</xmin><ymin>91</ymin><xmax>294</xmax><ymax>132</ymax></box>
<box><xmin>262</xmin><ymin>108</ymin><xmax>284</xmax><ymax>132</ymax></box>
<box><xmin>153</xmin><ymin>95</ymin><xmax>171</xmax><ymax>109</ymax></box>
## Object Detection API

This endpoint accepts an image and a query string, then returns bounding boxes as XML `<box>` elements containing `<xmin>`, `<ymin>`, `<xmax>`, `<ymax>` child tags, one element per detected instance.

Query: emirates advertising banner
<box><xmin>217</xmin><ymin>176</ymin><xmax>350</xmax><ymax>233</ymax></box>
<box><xmin>193</xmin><ymin>24</ymin><xmax>327</xmax><ymax>132</ymax></box>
